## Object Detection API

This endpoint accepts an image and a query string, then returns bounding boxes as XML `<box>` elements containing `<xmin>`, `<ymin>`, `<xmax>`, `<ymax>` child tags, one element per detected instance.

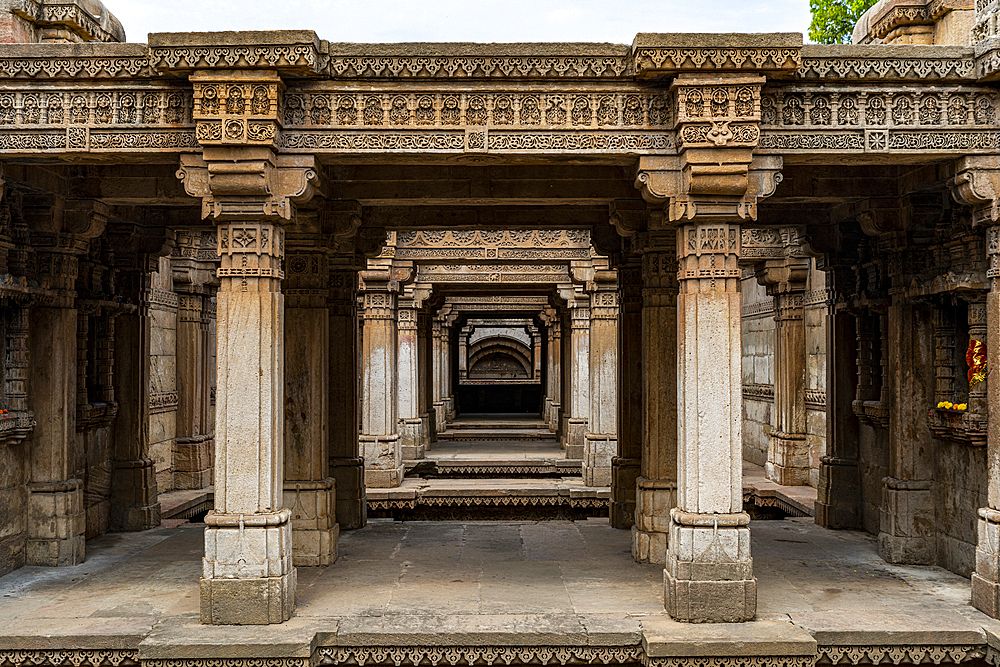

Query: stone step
<box><xmin>405</xmin><ymin>458</ymin><xmax>582</xmax><ymax>477</ymax></box>
<box><xmin>437</xmin><ymin>428</ymin><xmax>557</xmax><ymax>441</ymax></box>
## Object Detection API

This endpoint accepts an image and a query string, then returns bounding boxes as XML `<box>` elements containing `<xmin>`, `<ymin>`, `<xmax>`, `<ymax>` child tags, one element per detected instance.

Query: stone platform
<box><xmin>2</xmin><ymin>516</ymin><xmax>999</xmax><ymax>666</ymax></box>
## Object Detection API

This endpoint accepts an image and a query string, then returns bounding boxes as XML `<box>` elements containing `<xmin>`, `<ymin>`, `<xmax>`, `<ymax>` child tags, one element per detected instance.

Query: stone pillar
<box><xmin>666</xmin><ymin>220</ymin><xmax>755</xmax><ymax>623</ymax></box>
<box><xmin>542</xmin><ymin>312</ymin><xmax>555</xmax><ymax>426</ymax></box>
<box><xmin>398</xmin><ymin>303</ymin><xmax>424</xmax><ymax>460</ymax></box>
<box><xmin>442</xmin><ymin>317</ymin><xmax>456</xmax><ymax>421</ymax></box>
<box><xmin>612</xmin><ymin>258</ymin><xmax>642</xmax><ymax>529</ymax></box>
<box><xmin>816</xmin><ymin>305</ymin><xmax>862</xmax><ymax>528</ymax></box>
<box><xmin>763</xmin><ymin>254</ymin><xmax>810</xmax><ymax>486</ymax></box>
<box><xmin>634</xmin><ymin>237</ymin><xmax>678</xmax><ymax>564</ymax></box>
<box><xmin>418</xmin><ymin>311</ymin><xmax>432</xmax><ymax>450</ymax></box>
<box><xmin>584</xmin><ymin>276</ymin><xmax>619</xmax><ymax>487</ymax></box>
<box><xmin>175</xmin><ymin>293</ymin><xmax>214</xmax><ymax>489</ymax></box>
<box><xmin>27</xmin><ymin>250</ymin><xmax>84</xmax><ymax>565</ymax></box>
<box><xmin>328</xmin><ymin>264</ymin><xmax>366</xmax><ymax>530</ymax></box>
<box><xmin>566</xmin><ymin>302</ymin><xmax>590</xmax><ymax>460</ymax></box>
<box><xmin>878</xmin><ymin>292</ymin><xmax>936</xmax><ymax>564</ymax></box>
<box><xmin>110</xmin><ymin>260</ymin><xmax>161</xmax><ymax>532</ymax></box>
<box><xmin>283</xmin><ymin>238</ymin><xmax>337</xmax><ymax>567</ymax></box>
<box><xmin>432</xmin><ymin>318</ymin><xmax>445</xmax><ymax>432</ymax></box>
<box><xmin>549</xmin><ymin>320</ymin><xmax>562</xmax><ymax>434</ymax></box>
<box><xmin>457</xmin><ymin>325</ymin><xmax>469</xmax><ymax>383</ymax></box>
<box><xmin>532</xmin><ymin>326</ymin><xmax>543</xmax><ymax>383</ymax></box>
<box><xmin>360</xmin><ymin>271</ymin><xmax>403</xmax><ymax>488</ymax></box>
<box><xmin>200</xmin><ymin>218</ymin><xmax>294</xmax><ymax>624</ymax></box>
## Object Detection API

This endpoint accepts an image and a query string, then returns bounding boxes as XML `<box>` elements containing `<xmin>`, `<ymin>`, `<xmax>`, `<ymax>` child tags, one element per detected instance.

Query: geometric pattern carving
<box><xmin>396</xmin><ymin>229</ymin><xmax>591</xmax><ymax>261</ymax></box>
<box><xmin>818</xmin><ymin>644</ymin><xmax>986</xmax><ymax>665</ymax></box>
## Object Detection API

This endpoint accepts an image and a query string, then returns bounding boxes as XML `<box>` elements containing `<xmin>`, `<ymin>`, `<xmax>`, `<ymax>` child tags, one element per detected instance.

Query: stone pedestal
<box><xmin>109</xmin><ymin>458</ymin><xmax>160</xmax><ymax>531</ymax></box>
<box><xmin>611</xmin><ymin>457</ymin><xmax>640</xmax><ymax>529</ymax></box>
<box><xmin>202</xmin><ymin>509</ymin><xmax>295</xmax><ymax>625</ymax></box>
<box><xmin>26</xmin><ymin>479</ymin><xmax>85</xmax><ymax>566</ymax></box>
<box><xmin>331</xmin><ymin>457</ymin><xmax>366</xmax><ymax>530</ymax></box>
<box><xmin>283</xmin><ymin>479</ymin><xmax>338</xmax><ymax>567</ymax></box>
<box><xmin>360</xmin><ymin>273</ymin><xmax>403</xmax><ymax>488</ymax></box>
<box><xmin>201</xmin><ymin>219</ymin><xmax>295</xmax><ymax>625</ymax></box>
<box><xmin>633</xmin><ymin>477</ymin><xmax>676</xmax><ymax>564</ymax></box>
<box><xmin>664</xmin><ymin>221</ymin><xmax>755</xmax><ymax>623</ymax></box>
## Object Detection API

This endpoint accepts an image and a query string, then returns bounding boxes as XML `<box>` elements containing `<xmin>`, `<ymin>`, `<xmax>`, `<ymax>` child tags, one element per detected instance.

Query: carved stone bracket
<box><xmin>177</xmin><ymin>149</ymin><xmax>319</xmax><ymax>222</ymax></box>
<box><xmin>952</xmin><ymin>155</ymin><xmax>1000</xmax><ymax>225</ymax></box>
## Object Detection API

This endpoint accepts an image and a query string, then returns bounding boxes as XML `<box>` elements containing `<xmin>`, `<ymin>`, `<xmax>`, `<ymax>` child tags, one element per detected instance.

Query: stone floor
<box><xmin>2</xmin><ymin>514</ymin><xmax>999</xmax><ymax>658</ymax></box>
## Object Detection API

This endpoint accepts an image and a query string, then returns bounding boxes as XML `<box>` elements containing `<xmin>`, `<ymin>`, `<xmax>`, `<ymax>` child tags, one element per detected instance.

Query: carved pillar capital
<box><xmin>177</xmin><ymin>150</ymin><xmax>319</xmax><ymax>222</ymax></box>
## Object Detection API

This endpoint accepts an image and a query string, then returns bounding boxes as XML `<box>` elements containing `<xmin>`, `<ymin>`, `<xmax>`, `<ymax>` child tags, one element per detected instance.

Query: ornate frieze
<box><xmin>759</xmin><ymin>85</ymin><xmax>1000</xmax><ymax>154</ymax></box>
<box><xmin>631</xmin><ymin>33</ymin><xmax>801</xmax><ymax>77</ymax></box>
<box><xmin>394</xmin><ymin>229</ymin><xmax>591</xmax><ymax>261</ymax></box>
<box><xmin>798</xmin><ymin>45</ymin><xmax>976</xmax><ymax>81</ymax></box>
<box><xmin>417</xmin><ymin>264</ymin><xmax>570</xmax><ymax>283</ymax></box>
<box><xmin>328</xmin><ymin>54</ymin><xmax>632</xmax><ymax>79</ymax></box>
<box><xmin>192</xmin><ymin>72</ymin><xmax>282</xmax><ymax>147</ymax></box>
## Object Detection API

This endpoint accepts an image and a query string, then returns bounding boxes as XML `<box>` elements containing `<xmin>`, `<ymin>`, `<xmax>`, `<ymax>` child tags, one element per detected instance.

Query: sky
<box><xmin>108</xmin><ymin>0</ymin><xmax>814</xmax><ymax>45</ymax></box>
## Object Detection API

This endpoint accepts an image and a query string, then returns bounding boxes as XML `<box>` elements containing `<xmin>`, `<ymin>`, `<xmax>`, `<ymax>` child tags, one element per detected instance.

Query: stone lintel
<box><xmin>632</xmin><ymin>33</ymin><xmax>802</xmax><ymax>79</ymax></box>
<box><xmin>149</xmin><ymin>31</ymin><xmax>326</xmax><ymax>77</ymax></box>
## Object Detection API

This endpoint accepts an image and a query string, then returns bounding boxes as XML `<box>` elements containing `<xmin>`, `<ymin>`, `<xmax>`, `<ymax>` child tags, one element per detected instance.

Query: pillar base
<box><xmin>331</xmin><ymin>457</ymin><xmax>366</xmax><ymax>530</ymax></box>
<box><xmin>878</xmin><ymin>477</ymin><xmax>934</xmax><ymax>565</ymax></box>
<box><xmin>633</xmin><ymin>477</ymin><xmax>676</xmax><ymax>564</ymax></box>
<box><xmin>566</xmin><ymin>418</ymin><xmax>587</xmax><ymax>459</ymax></box>
<box><xmin>361</xmin><ymin>434</ymin><xmax>403</xmax><ymax>488</ymax></box>
<box><xmin>420</xmin><ymin>413</ymin><xmax>431</xmax><ymax>451</ymax></box>
<box><xmin>974</xmin><ymin>508</ymin><xmax>1000</xmax><ymax>618</ymax></box>
<box><xmin>283</xmin><ymin>478</ymin><xmax>338</xmax><ymax>567</ymax></box>
<box><xmin>400</xmin><ymin>419</ymin><xmax>425</xmax><ymax>461</ymax></box>
<box><xmin>610</xmin><ymin>457</ymin><xmax>640</xmax><ymax>529</ymax></box>
<box><xmin>26</xmin><ymin>479</ymin><xmax>85</xmax><ymax>567</ymax></box>
<box><xmin>549</xmin><ymin>403</ymin><xmax>561</xmax><ymax>433</ymax></box>
<box><xmin>110</xmin><ymin>458</ymin><xmax>161</xmax><ymax>531</ymax></box>
<box><xmin>174</xmin><ymin>435</ymin><xmax>215</xmax><ymax>490</ymax></box>
<box><xmin>765</xmin><ymin>432</ymin><xmax>810</xmax><ymax>486</ymax></box>
<box><xmin>815</xmin><ymin>456</ymin><xmax>861</xmax><ymax>529</ymax></box>
<box><xmin>664</xmin><ymin>509</ymin><xmax>756</xmax><ymax>623</ymax></box>
<box><xmin>201</xmin><ymin>509</ymin><xmax>295</xmax><ymax>625</ymax></box>
<box><xmin>444</xmin><ymin>397</ymin><xmax>455</xmax><ymax>421</ymax></box>
<box><xmin>434</xmin><ymin>402</ymin><xmax>446</xmax><ymax>433</ymax></box>
<box><xmin>583</xmin><ymin>433</ymin><xmax>615</xmax><ymax>487</ymax></box>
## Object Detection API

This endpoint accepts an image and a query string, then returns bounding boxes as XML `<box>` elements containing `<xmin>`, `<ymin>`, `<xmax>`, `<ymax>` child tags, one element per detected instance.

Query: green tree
<box><xmin>808</xmin><ymin>0</ymin><xmax>878</xmax><ymax>44</ymax></box>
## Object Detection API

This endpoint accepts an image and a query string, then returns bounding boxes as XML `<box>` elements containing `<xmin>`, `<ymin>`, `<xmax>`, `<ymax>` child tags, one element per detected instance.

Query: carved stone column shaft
<box><xmin>665</xmin><ymin>221</ymin><xmax>755</xmax><ymax>623</ymax></box>
<box><xmin>634</xmin><ymin>244</ymin><xmax>678</xmax><ymax>565</ymax></box>
<box><xmin>565</xmin><ymin>304</ymin><xmax>590</xmax><ymax>460</ymax></box>
<box><xmin>360</xmin><ymin>277</ymin><xmax>403</xmax><ymax>488</ymax></box>
<box><xmin>398</xmin><ymin>305</ymin><xmax>424</xmax><ymax>460</ymax></box>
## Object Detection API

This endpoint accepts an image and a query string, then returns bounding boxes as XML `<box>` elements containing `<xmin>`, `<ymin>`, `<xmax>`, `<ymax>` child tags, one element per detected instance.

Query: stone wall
<box><xmin>149</xmin><ymin>258</ymin><xmax>178</xmax><ymax>494</ymax></box>
<box><xmin>741</xmin><ymin>274</ymin><xmax>774</xmax><ymax>468</ymax></box>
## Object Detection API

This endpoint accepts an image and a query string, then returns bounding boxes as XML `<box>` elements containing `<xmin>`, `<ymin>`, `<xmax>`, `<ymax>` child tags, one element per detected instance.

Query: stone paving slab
<box><xmin>640</xmin><ymin>619</ymin><xmax>817</xmax><ymax>656</ymax></box>
<box><xmin>1</xmin><ymin>516</ymin><xmax>999</xmax><ymax>660</ymax></box>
